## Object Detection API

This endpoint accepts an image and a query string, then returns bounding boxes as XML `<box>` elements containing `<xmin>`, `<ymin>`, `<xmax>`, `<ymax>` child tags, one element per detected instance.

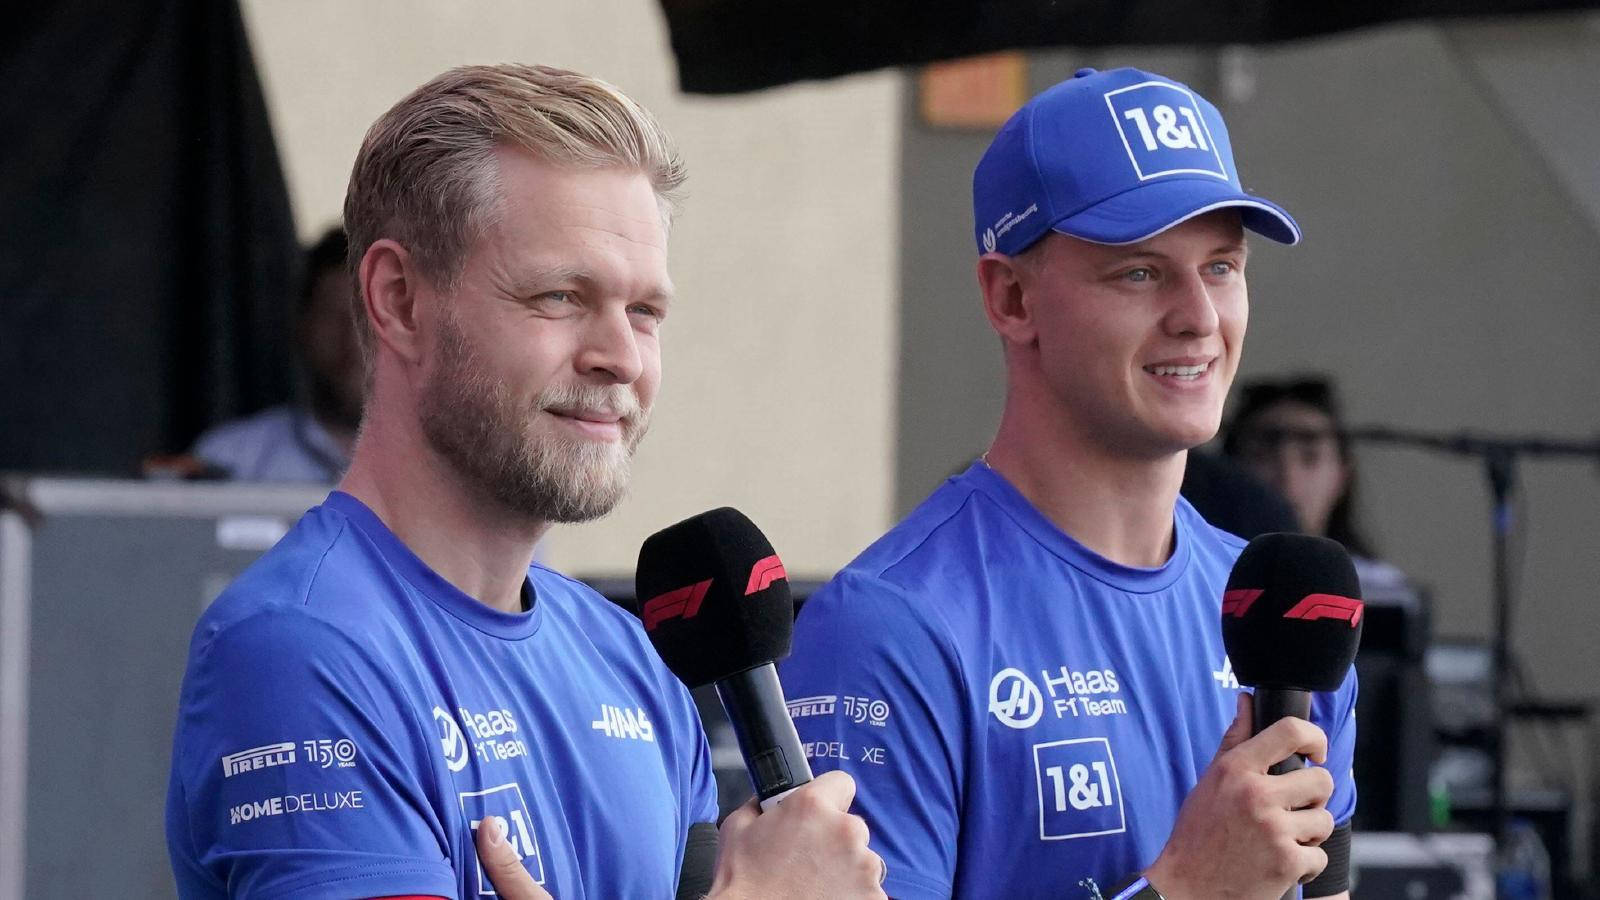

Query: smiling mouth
<box><xmin>1143</xmin><ymin>361</ymin><xmax>1212</xmax><ymax>381</ymax></box>
<box><xmin>547</xmin><ymin>407</ymin><xmax>623</xmax><ymax>425</ymax></box>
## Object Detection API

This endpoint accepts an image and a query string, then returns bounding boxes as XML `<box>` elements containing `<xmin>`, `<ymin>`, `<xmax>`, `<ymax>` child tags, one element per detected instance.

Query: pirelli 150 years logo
<box><xmin>304</xmin><ymin>738</ymin><xmax>358</xmax><ymax>769</ymax></box>
<box><xmin>221</xmin><ymin>742</ymin><xmax>297</xmax><ymax>778</ymax></box>
<box><xmin>786</xmin><ymin>694</ymin><xmax>891</xmax><ymax>728</ymax></box>
<box><xmin>220</xmin><ymin>738</ymin><xmax>358</xmax><ymax>778</ymax></box>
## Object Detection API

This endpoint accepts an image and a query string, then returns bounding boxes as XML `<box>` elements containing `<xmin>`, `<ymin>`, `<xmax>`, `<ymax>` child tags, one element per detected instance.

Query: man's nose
<box><xmin>575</xmin><ymin>306</ymin><xmax>643</xmax><ymax>384</ymax></box>
<box><xmin>1161</xmin><ymin>272</ymin><xmax>1220</xmax><ymax>338</ymax></box>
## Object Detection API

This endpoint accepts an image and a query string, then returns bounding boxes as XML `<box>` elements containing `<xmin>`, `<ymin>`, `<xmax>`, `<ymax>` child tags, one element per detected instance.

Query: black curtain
<box><xmin>660</xmin><ymin>0</ymin><xmax>1600</xmax><ymax>93</ymax></box>
<box><xmin>0</xmin><ymin>0</ymin><xmax>297</xmax><ymax>475</ymax></box>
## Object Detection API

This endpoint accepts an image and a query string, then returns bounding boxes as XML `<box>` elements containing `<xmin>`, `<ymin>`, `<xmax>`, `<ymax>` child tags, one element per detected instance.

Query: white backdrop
<box><xmin>240</xmin><ymin>0</ymin><xmax>904</xmax><ymax>577</ymax></box>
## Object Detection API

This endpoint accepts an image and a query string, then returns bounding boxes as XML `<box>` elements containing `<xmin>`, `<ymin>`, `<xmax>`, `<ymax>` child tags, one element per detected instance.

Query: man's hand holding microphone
<box><xmin>1147</xmin><ymin>533</ymin><xmax>1363</xmax><ymax>899</ymax></box>
<box><xmin>472</xmin><ymin>507</ymin><xmax>884</xmax><ymax>899</ymax></box>
<box><xmin>475</xmin><ymin>770</ymin><xmax>884</xmax><ymax>899</ymax></box>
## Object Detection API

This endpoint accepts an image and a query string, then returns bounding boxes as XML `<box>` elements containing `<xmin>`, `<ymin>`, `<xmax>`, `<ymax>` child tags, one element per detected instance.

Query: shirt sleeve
<box><xmin>166</xmin><ymin>607</ymin><xmax>458</xmax><ymax>899</ymax></box>
<box><xmin>673</xmin><ymin>693</ymin><xmax>721</xmax><ymax>896</ymax></box>
<box><xmin>1312</xmin><ymin>666</ymin><xmax>1359</xmax><ymax>826</ymax></box>
<box><xmin>779</xmin><ymin>570</ymin><xmax>967</xmax><ymax>900</ymax></box>
<box><xmin>684</xmin><ymin>715</ymin><xmax>720</xmax><ymax>826</ymax></box>
<box><xmin>669</xmin><ymin>679</ymin><xmax>721</xmax><ymax>866</ymax></box>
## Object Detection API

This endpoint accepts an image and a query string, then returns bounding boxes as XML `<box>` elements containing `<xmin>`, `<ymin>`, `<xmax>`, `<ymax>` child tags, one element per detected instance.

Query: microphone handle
<box><xmin>1253</xmin><ymin>688</ymin><xmax>1312</xmax><ymax>900</ymax></box>
<box><xmin>714</xmin><ymin>663</ymin><xmax>814</xmax><ymax>811</ymax></box>
<box><xmin>1252</xmin><ymin>688</ymin><xmax>1311</xmax><ymax>775</ymax></box>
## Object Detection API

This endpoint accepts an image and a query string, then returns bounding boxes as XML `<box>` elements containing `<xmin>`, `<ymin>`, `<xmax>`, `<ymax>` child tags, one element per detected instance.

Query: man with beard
<box><xmin>187</xmin><ymin>227</ymin><xmax>365</xmax><ymax>482</ymax></box>
<box><xmin>165</xmin><ymin>64</ymin><xmax>884</xmax><ymax>899</ymax></box>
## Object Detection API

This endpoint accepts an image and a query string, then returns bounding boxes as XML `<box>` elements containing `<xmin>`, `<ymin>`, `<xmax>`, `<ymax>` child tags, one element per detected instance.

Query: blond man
<box><xmin>165</xmin><ymin>64</ymin><xmax>882</xmax><ymax>899</ymax></box>
<box><xmin>781</xmin><ymin>67</ymin><xmax>1354</xmax><ymax>899</ymax></box>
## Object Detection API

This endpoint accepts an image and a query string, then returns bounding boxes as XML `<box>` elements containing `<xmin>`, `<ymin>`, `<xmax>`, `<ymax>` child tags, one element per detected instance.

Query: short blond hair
<box><xmin>343</xmin><ymin>63</ymin><xmax>685</xmax><ymax>354</ymax></box>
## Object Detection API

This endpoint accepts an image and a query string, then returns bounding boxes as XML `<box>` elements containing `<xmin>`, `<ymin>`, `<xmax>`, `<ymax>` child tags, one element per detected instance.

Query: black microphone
<box><xmin>1221</xmin><ymin>533</ymin><xmax>1363</xmax><ymax>900</ymax></box>
<box><xmin>636</xmin><ymin>507</ymin><xmax>811</xmax><ymax>810</ymax></box>
<box><xmin>1221</xmin><ymin>532</ymin><xmax>1363</xmax><ymax>776</ymax></box>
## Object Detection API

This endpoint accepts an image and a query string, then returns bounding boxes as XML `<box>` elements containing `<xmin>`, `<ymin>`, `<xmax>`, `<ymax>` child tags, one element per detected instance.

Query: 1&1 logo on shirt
<box><xmin>460</xmin><ymin>782</ymin><xmax>546</xmax><ymax>893</ymax></box>
<box><xmin>1032</xmin><ymin>737</ymin><xmax>1125</xmax><ymax>840</ymax></box>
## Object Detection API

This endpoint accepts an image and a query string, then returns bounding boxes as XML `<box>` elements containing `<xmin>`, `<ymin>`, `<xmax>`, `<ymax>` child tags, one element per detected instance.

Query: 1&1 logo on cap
<box><xmin>1103</xmin><ymin>82</ymin><xmax>1228</xmax><ymax>182</ymax></box>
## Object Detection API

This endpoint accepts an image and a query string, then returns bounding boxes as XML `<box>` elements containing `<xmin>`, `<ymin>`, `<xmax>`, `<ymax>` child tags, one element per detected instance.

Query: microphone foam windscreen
<box><xmin>1221</xmin><ymin>532</ymin><xmax>1364</xmax><ymax>692</ymax></box>
<box><xmin>635</xmin><ymin>507</ymin><xmax>793</xmax><ymax>688</ymax></box>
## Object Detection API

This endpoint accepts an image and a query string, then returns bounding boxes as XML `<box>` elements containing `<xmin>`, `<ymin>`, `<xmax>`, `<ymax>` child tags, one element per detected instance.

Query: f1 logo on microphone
<box><xmin>1222</xmin><ymin>589</ymin><xmax>1363</xmax><ymax>628</ymax></box>
<box><xmin>1221</xmin><ymin>589</ymin><xmax>1262</xmax><ymax>617</ymax></box>
<box><xmin>1284</xmin><ymin>594</ymin><xmax>1364</xmax><ymax>627</ymax></box>
<box><xmin>745</xmin><ymin>555</ymin><xmax>787</xmax><ymax>595</ymax></box>
<box><xmin>641</xmin><ymin>556</ymin><xmax>788</xmax><ymax>631</ymax></box>
<box><xmin>641</xmin><ymin>580</ymin><xmax>711</xmax><ymax>631</ymax></box>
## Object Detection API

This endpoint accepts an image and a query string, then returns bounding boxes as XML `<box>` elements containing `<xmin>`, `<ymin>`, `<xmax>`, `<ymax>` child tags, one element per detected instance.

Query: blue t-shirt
<box><xmin>166</xmin><ymin>491</ymin><xmax>718</xmax><ymax>899</ymax></box>
<box><xmin>779</xmin><ymin>462</ymin><xmax>1357</xmax><ymax>900</ymax></box>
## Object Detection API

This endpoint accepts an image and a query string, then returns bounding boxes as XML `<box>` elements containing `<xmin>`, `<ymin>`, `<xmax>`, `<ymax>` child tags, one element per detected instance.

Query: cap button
<box><xmin>1074</xmin><ymin>67</ymin><xmax>1097</xmax><ymax>78</ymax></box>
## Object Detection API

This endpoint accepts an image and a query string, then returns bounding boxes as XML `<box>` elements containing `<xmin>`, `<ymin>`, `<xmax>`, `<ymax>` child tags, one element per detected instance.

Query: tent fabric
<box><xmin>1</xmin><ymin>0</ymin><xmax>297</xmax><ymax>475</ymax></box>
<box><xmin>658</xmin><ymin>0</ymin><xmax>1600</xmax><ymax>94</ymax></box>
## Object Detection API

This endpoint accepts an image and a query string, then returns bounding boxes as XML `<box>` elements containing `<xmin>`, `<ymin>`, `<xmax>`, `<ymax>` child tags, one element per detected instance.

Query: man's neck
<box><xmin>338</xmin><ymin>400</ymin><xmax>548</xmax><ymax>614</ymax></box>
<box><xmin>985</xmin><ymin>398</ymin><xmax>1187</xmax><ymax>569</ymax></box>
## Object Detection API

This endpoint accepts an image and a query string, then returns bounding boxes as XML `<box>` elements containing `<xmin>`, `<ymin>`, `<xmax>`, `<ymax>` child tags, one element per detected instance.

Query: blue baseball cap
<box><xmin>973</xmin><ymin>67</ymin><xmax>1300</xmax><ymax>255</ymax></box>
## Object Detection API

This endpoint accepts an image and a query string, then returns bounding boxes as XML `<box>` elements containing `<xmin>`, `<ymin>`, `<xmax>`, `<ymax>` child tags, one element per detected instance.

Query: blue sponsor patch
<box><xmin>1033</xmin><ymin>737</ymin><xmax>1125</xmax><ymax>840</ymax></box>
<box><xmin>459</xmin><ymin>782</ymin><xmax>546</xmax><ymax>892</ymax></box>
<box><xmin>1104</xmin><ymin>82</ymin><xmax>1228</xmax><ymax>181</ymax></box>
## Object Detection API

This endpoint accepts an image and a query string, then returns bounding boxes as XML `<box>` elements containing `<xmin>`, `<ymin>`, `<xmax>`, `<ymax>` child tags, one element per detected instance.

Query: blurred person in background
<box><xmin>1180</xmin><ymin>446</ymin><xmax>1299</xmax><ymax>540</ymax></box>
<box><xmin>188</xmin><ymin>226</ymin><xmax>364</xmax><ymax>481</ymax></box>
<box><xmin>1222</xmin><ymin>375</ymin><xmax>1412</xmax><ymax>599</ymax></box>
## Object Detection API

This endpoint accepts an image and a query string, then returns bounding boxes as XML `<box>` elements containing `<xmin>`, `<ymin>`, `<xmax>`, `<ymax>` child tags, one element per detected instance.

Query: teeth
<box><xmin>1149</xmin><ymin>363</ymin><xmax>1208</xmax><ymax>379</ymax></box>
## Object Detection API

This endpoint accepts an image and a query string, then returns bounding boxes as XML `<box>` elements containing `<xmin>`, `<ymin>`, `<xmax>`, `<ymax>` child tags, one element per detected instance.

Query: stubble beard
<box><xmin>418</xmin><ymin>310</ymin><xmax>650</xmax><ymax>524</ymax></box>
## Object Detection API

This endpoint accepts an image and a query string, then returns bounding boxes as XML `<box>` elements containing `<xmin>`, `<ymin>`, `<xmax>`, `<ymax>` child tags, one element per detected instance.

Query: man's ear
<box><xmin>977</xmin><ymin>252</ymin><xmax>1037</xmax><ymax>347</ymax></box>
<box><xmin>359</xmin><ymin>238</ymin><xmax>429</xmax><ymax>366</ymax></box>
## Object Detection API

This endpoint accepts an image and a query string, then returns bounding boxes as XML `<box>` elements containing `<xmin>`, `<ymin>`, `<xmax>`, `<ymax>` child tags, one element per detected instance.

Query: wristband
<box><xmin>1108</xmin><ymin>875</ymin><xmax>1165</xmax><ymax>900</ymax></box>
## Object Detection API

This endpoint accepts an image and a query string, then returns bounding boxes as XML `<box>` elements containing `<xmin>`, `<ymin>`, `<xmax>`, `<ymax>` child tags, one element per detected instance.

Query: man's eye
<box><xmin>542</xmin><ymin>291</ymin><xmax>577</xmax><ymax>304</ymax></box>
<box><xmin>1207</xmin><ymin>261</ymin><xmax>1236</xmax><ymax>276</ymax></box>
<box><xmin>1124</xmin><ymin>267</ymin><xmax>1154</xmax><ymax>283</ymax></box>
<box><xmin>628</xmin><ymin>304</ymin><xmax>664</xmax><ymax>321</ymax></box>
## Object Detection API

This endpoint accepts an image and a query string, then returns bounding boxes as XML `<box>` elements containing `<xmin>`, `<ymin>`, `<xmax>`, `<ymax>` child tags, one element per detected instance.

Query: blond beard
<box><xmin>418</xmin><ymin>309</ymin><xmax>649</xmax><ymax>523</ymax></box>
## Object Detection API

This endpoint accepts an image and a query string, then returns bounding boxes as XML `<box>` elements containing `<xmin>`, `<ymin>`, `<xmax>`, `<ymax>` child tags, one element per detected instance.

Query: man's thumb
<box><xmin>1214</xmin><ymin>691</ymin><xmax>1255</xmax><ymax>758</ymax></box>
<box><xmin>476</xmin><ymin>816</ymin><xmax>553</xmax><ymax>900</ymax></box>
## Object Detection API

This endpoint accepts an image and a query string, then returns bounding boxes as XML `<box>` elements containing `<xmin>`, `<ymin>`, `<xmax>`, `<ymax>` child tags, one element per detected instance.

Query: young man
<box><xmin>780</xmin><ymin>68</ymin><xmax>1357</xmax><ymax>900</ymax></box>
<box><xmin>165</xmin><ymin>64</ymin><xmax>884</xmax><ymax>899</ymax></box>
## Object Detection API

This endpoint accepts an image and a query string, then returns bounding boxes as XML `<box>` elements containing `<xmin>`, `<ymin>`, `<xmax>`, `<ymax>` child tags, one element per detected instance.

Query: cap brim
<box><xmin>1051</xmin><ymin>178</ymin><xmax>1301</xmax><ymax>246</ymax></box>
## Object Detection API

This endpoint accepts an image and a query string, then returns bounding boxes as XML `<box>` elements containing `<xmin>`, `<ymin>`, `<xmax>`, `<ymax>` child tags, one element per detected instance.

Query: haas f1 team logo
<box><xmin>988</xmin><ymin>668</ymin><xmax>1044</xmax><ymax>729</ymax></box>
<box><xmin>641</xmin><ymin>555</ymin><xmax>787</xmax><ymax>631</ymax></box>
<box><xmin>434</xmin><ymin>707</ymin><xmax>471</xmax><ymax>772</ymax></box>
<box><xmin>1223</xmin><ymin>589</ymin><xmax>1363</xmax><ymax>627</ymax></box>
